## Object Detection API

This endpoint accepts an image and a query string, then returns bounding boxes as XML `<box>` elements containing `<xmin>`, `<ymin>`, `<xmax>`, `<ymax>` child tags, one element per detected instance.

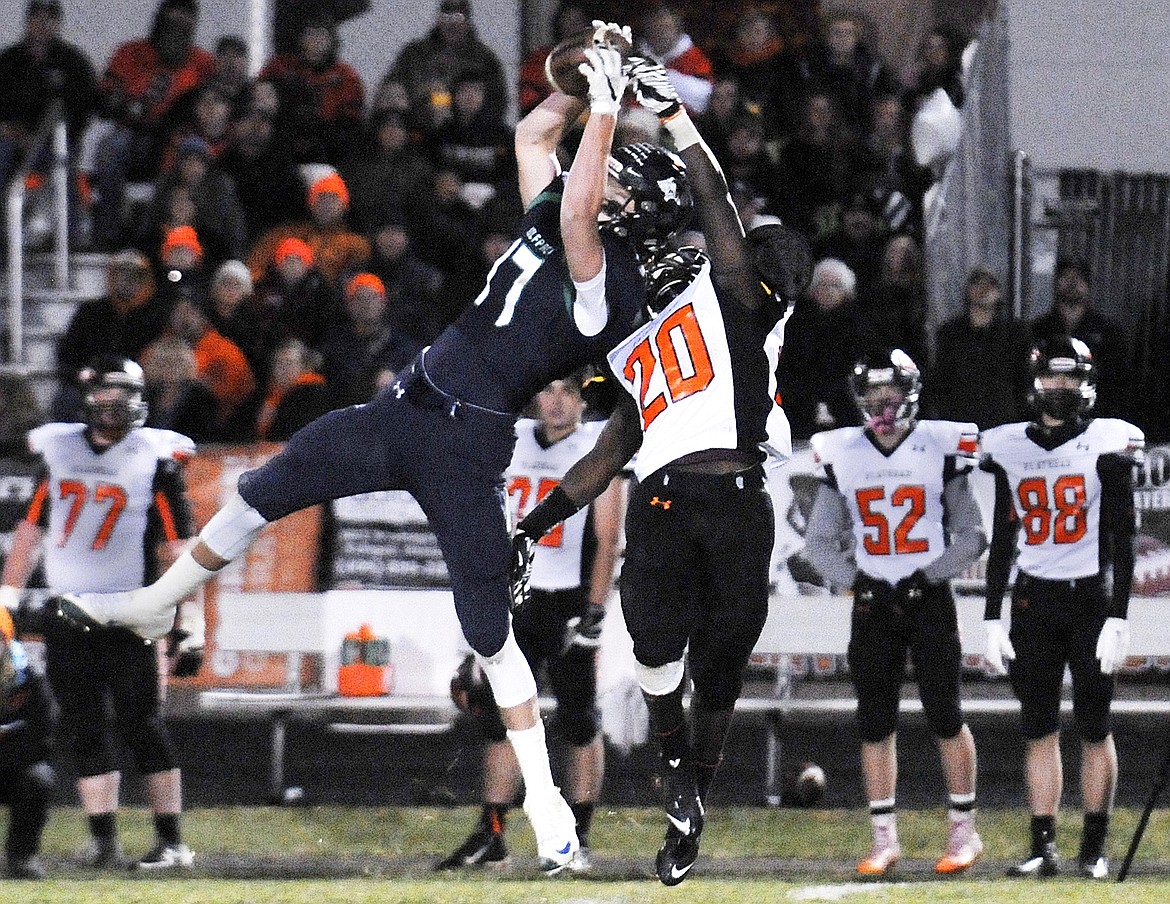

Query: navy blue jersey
<box><xmin>426</xmin><ymin>178</ymin><xmax>648</xmax><ymax>413</ymax></box>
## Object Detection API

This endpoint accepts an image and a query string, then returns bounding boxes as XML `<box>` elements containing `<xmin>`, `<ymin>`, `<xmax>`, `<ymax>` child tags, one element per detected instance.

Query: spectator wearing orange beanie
<box><xmin>246</xmin><ymin>171</ymin><xmax>370</xmax><ymax>286</ymax></box>
<box><xmin>253</xmin><ymin>235</ymin><xmax>340</xmax><ymax>349</ymax></box>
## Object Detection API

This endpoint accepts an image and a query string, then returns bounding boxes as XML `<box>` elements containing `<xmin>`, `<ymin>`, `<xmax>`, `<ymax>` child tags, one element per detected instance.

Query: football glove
<box><xmin>508</xmin><ymin>530</ymin><xmax>537</xmax><ymax>611</ymax></box>
<box><xmin>625</xmin><ymin>56</ymin><xmax>682</xmax><ymax>119</ymax></box>
<box><xmin>1095</xmin><ymin>616</ymin><xmax>1130</xmax><ymax>675</ymax></box>
<box><xmin>563</xmin><ymin>603</ymin><xmax>607</xmax><ymax>653</ymax></box>
<box><xmin>579</xmin><ymin>46</ymin><xmax>628</xmax><ymax>115</ymax></box>
<box><xmin>852</xmin><ymin>572</ymin><xmax>894</xmax><ymax>606</ymax></box>
<box><xmin>166</xmin><ymin>629</ymin><xmax>204</xmax><ymax>678</ymax></box>
<box><xmin>983</xmin><ymin>619</ymin><xmax>1016</xmax><ymax>676</ymax></box>
<box><xmin>591</xmin><ymin>20</ymin><xmax>633</xmax><ymax>45</ymax></box>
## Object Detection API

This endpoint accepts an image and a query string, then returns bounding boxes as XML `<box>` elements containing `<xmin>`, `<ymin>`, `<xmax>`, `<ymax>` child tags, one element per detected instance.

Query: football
<box><xmin>544</xmin><ymin>24</ymin><xmax>634</xmax><ymax>99</ymax></box>
<box><xmin>782</xmin><ymin>760</ymin><xmax>827</xmax><ymax>807</ymax></box>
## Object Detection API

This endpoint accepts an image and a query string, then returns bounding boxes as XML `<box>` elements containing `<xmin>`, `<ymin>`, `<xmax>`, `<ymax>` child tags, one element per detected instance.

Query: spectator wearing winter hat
<box><xmin>365</xmin><ymin>209</ymin><xmax>445</xmax><ymax>348</ymax></box>
<box><xmin>258</xmin><ymin>13</ymin><xmax>365</xmax><ymax>165</ymax></box>
<box><xmin>90</xmin><ymin>0</ymin><xmax>216</xmax><ymax>249</ymax></box>
<box><xmin>206</xmin><ymin>260</ymin><xmax>271</xmax><ymax>384</ymax></box>
<box><xmin>253</xmin><ymin>237</ymin><xmax>341</xmax><ymax>350</ymax></box>
<box><xmin>812</xmin><ymin>184</ymin><xmax>888</xmax><ymax>296</ymax></box>
<box><xmin>318</xmin><ymin>272</ymin><xmax>418</xmax><ymax>407</ymax></box>
<box><xmin>247</xmin><ymin>171</ymin><xmax>370</xmax><ymax>286</ymax></box>
<box><xmin>138</xmin><ymin>132</ymin><xmax>246</xmax><ymax>268</ymax></box>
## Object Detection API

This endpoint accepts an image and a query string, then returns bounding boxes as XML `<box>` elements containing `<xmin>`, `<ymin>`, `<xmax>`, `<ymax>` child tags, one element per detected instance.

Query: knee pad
<box><xmin>555</xmin><ymin>702</ymin><xmax>599</xmax><ymax>748</ymax></box>
<box><xmin>199</xmin><ymin>492</ymin><xmax>269</xmax><ymax>561</ymax></box>
<box><xmin>478</xmin><ymin>632</ymin><xmax>538</xmax><ymax>710</ymax></box>
<box><xmin>636</xmin><ymin>658</ymin><xmax>686</xmax><ymax>697</ymax></box>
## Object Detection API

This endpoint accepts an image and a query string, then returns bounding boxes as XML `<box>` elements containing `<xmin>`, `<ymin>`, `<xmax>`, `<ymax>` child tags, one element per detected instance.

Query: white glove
<box><xmin>1096</xmin><ymin>616</ymin><xmax>1131</xmax><ymax>675</ymax></box>
<box><xmin>983</xmin><ymin>619</ymin><xmax>1016</xmax><ymax>676</ymax></box>
<box><xmin>591</xmin><ymin>20</ymin><xmax>633</xmax><ymax>45</ymax></box>
<box><xmin>625</xmin><ymin>56</ymin><xmax>682</xmax><ymax>118</ymax></box>
<box><xmin>579</xmin><ymin>46</ymin><xmax>628</xmax><ymax>116</ymax></box>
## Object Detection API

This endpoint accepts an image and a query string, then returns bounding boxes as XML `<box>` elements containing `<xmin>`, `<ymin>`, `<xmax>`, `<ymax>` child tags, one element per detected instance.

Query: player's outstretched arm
<box><xmin>803</xmin><ymin>483</ymin><xmax>858</xmax><ymax>592</ymax></box>
<box><xmin>515</xmin><ymin>91</ymin><xmax>587</xmax><ymax>209</ymax></box>
<box><xmin>561</xmin><ymin>47</ymin><xmax>627</xmax><ymax>285</ymax></box>
<box><xmin>627</xmin><ymin>57</ymin><xmax>759</xmax><ymax>309</ymax></box>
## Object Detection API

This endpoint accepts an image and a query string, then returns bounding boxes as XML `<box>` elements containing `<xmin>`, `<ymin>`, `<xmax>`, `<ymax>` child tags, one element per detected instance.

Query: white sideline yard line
<box><xmin>789</xmin><ymin>883</ymin><xmax>904</xmax><ymax>901</ymax></box>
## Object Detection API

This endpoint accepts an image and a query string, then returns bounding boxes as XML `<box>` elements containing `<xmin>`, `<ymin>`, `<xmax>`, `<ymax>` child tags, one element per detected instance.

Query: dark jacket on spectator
<box><xmin>926</xmin><ymin>316</ymin><xmax>1034</xmax><ymax>429</ymax></box>
<box><xmin>253</xmin><ymin>265</ymin><xmax>341</xmax><ymax>351</ymax></box>
<box><xmin>318</xmin><ymin>321</ymin><xmax>416</xmax><ymax>408</ymax></box>
<box><xmin>0</xmin><ymin>32</ymin><xmax>97</xmax><ymax>140</ymax></box>
<box><xmin>56</xmin><ymin>293</ymin><xmax>172</xmax><ymax>382</ymax></box>
<box><xmin>258</xmin><ymin>48</ymin><xmax>365</xmax><ymax>164</ymax></box>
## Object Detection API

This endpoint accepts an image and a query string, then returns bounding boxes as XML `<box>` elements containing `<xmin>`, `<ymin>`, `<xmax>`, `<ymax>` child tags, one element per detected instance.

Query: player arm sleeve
<box><xmin>981</xmin><ymin>458</ymin><xmax>1017</xmax><ymax>620</ymax></box>
<box><xmin>571</xmin><ymin>258</ymin><xmax>609</xmax><ymax>337</ymax></box>
<box><xmin>803</xmin><ymin>482</ymin><xmax>858</xmax><ymax>591</ymax></box>
<box><xmin>1098</xmin><ymin>451</ymin><xmax>1137</xmax><ymax>618</ymax></box>
<box><xmin>150</xmin><ymin>459</ymin><xmax>197</xmax><ymax>542</ymax></box>
<box><xmin>673</xmin><ymin>122</ymin><xmax>763</xmax><ymax>311</ymax></box>
<box><xmin>922</xmin><ymin>471</ymin><xmax>988</xmax><ymax>583</ymax></box>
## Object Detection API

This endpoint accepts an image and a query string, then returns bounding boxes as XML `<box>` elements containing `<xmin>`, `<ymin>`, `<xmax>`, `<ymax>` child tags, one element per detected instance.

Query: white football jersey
<box><xmin>27</xmin><ymin>424</ymin><xmax>195</xmax><ymax>593</ymax></box>
<box><xmin>607</xmin><ymin>258</ymin><xmax>771</xmax><ymax>481</ymax></box>
<box><xmin>811</xmin><ymin>420</ymin><xmax>979</xmax><ymax>582</ymax></box>
<box><xmin>506</xmin><ymin>419</ymin><xmax>603</xmax><ymax>591</ymax></box>
<box><xmin>979</xmin><ymin>418</ymin><xmax>1144</xmax><ymax>580</ymax></box>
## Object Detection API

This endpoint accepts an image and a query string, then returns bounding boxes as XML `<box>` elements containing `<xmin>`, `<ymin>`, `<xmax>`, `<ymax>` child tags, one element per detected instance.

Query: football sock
<box><xmin>571</xmin><ymin>801</ymin><xmax>594</xmax><ymax>847</ymax></box>
<box><xmin>507</xmin><ymin>720</ymin><xmax>557</xmax><ymax>795</ymax></box>
<box><xmin>133</xmin><ymin>551</ymin><xmax>216</xmax><ymax>610</ymax></box>
<box><xmin>88</xmin><ymin>812</ymin><xmax>117</xmax><ymax>843</ymax></box>
<box><xmin>643</xmin><ymin>682</ymin><xmax>689</xmax><ymax>764</ymax></box>
<box><xmin>869</xmin><ymin>799</ymin><xmax>897</xmax><ymax>835</ymax></box>
<box><xmin>948</xmin><ymin>791</ymin><xmax>976</xmax><ymax>823</ymax></box>
<box><xmin>481</xmin><ymin>803</ymin><xmax>508</xmax><ymax>835</ymax></box>
<box><xmin>1080</xmin><ymin>811</ymin><xmax>1109</xmax><ymax>861</ymax></box>
<box><xmin>1030</xmin><ymin>814</ymin><xmax>1056</xmax><ymax>855</ymax></box>
<box><xmin>154</xmin><ymin>812</ymin><xmax>181</xmax><ymax>846</ymax></box>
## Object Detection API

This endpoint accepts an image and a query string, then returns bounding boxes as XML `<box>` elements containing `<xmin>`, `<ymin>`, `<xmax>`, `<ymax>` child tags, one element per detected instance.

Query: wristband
<box><xmin>661</xmin><ymin>108</ymin><xmax>702</xmax><ymax>151</ymax></box>
<box><xmin>518</xmin><ymin>486</ymin><xmax>581</xmax><ymax>537</ymax></box>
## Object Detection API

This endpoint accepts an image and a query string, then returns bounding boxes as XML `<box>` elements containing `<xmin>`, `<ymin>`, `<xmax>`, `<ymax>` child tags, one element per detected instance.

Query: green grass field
<box><xmin>5</xmin><ymin>805</ymin><xmax>1170</xmax><ymax>903</ymax></box>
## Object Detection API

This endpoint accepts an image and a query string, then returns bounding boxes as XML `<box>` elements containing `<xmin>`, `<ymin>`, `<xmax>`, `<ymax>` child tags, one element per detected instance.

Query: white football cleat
<box><xmin>54</xmin><ymin>592</ymin><xmax>176</xmax><ymax>640</ymax></box>
<box><xmin>523</xmin><ymin>786</ymin><xmax>579</xmax><ymax>874</ymax></box>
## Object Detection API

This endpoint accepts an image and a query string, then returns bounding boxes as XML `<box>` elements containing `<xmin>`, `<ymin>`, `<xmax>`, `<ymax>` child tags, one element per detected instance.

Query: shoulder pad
<box><xmin>27</xmin><ymin>422</ymin><xmax>84</xmax><ymax>453</ymax></box>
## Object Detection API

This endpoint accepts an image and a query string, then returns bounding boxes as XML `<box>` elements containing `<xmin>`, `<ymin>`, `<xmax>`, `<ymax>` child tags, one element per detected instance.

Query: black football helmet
<box><xmin>602</xmin><ymin>143</ymin><xmax>693</xmax><ymax>260</ymax></box>
<box><xmin>1028</xmin><ymin>335</ymin><xmax>1096</xmax><ymax>422</ymax></box>
<box><xmin>748</xmin><ymin>222</ymin><xmax>813</xmax><ymax>311</ymax></box>
<box><xmin>643</xmin><ymin>245</ymin><xmax>708</xmax><ymax>316</ymax></box>
<box><xmin>851</xmin><ymin>349</ymin><xmax>921</xmax><ymax>435</ymax></box>
<box><xmin>79</xmin><ymin>355</ymin><xmax>148</xmax><ymax>436</ymax></box>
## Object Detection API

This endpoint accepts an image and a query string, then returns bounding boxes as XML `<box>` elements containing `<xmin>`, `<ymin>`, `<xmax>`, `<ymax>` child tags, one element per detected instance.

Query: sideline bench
<box><xmin>200</xmin><ymin>590</ymin><xmax>1170</xmax><ymax>803</ymax></box>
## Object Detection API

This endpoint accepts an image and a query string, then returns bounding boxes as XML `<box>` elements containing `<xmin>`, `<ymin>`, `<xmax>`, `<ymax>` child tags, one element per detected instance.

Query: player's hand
<box><xmin>894</xmin><ymin>569</ymin><xmax>932</xmax><ymax>606</ymax></box>
<box><xmin>508</xmin><ymin>530</ymin><xmax>537</xmax><ymax>611</ymax></box>
<box><xmin>1096</xmin><ymin>616</ymin><xmax>1131</xmax><ymax>674</ymax></box>
<box><xmin>579</xmin><ymin>46</ymin><xmax>628</xmax><ymax>116</ymax></box>
<box><xmin>564</xmin><ymin>602</ymin><xmax>607</xmax><ymax>653</ymax></box>
<box><xmin>983</xmin><ymin>619</ymin><xmax>1016</xmax><ymax>676</ymax></box>
<box><xmin>591</xmin><ymin>20</ymin><xmax>633</xmax><ymax>45</ymax></box>
<box><xmin>625</xmin><ymin>56</ymin><xmax>682</xmax><ymax>119</ymax></box>
<box><xmin>166</xmin><ymin>629</ymin><xmax>204</xmax><ymax>678</ymax></box>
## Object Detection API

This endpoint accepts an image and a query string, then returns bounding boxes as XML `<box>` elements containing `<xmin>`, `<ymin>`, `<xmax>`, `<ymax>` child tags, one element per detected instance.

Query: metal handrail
<box><xmin>5</xmin><ymin>97</ymin><xmax>69</xmax><ymax>365</ymax></box>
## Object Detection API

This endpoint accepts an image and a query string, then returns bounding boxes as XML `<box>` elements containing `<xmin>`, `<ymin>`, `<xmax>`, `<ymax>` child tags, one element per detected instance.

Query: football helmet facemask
<box><xmin>79</xmin><ymin>356</ymin><xmax>149</xmax><ymax>437</ymax></box>
<box><xmin>643</xmin><ymin>245</ymin><xmax>708</xmax><ymax>316</ymax></box>
<box><xmin>602</xmin><ymin>142</ymin><xmax>693</xmax><ymax>262</ymax></box>
<box><xmin>852</xmin><ymin>349</ymin><xmax>921</xmax><ymax>436</ymax></box>
<box><xmin>1029</xmin><ymin>335</ymin><xmax>1096</xmax><ymax>423</ymax></box>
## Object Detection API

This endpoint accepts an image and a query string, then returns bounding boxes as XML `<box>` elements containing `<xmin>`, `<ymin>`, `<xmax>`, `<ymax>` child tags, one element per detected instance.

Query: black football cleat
<box><xmin>434</xmin><ymin>825</ymin><xmax>508</xmax><ymax>870</ymax></box>
<box><xmin>655</xmin><ymin>756</ymin><xmax>704</xmax><ymax>886</ymax></box>
<box><xmin>1006</xmin><ymin>841</ymin><xmax>1060</xmax><ymax>877</ymax></box>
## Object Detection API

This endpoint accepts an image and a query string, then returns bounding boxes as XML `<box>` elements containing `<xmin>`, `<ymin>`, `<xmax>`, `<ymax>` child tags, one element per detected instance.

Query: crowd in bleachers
<box><xmin>1</xmin><ymin>0</ymin><xmax>1136</xmax><ymax>443</ymax></box>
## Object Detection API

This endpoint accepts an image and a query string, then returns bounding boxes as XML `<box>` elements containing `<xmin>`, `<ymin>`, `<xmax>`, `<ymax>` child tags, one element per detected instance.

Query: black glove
<box><xmin>852</xmin><ymin>572</ymin><xmax>894</xmax><ymax>607</ymax></box>
<box><xmin>166</xmin><ymin>629</ymin><xmax>204</xmax><ymax>678</ymax></box>
<box><xmin>894</xmin><ymin>569</ymin><xmax>932</xmax><ymax>607</ymax></box>
<box><xmin>508</xmin><ymin>530</ymin><xmax>537</xmax><ymax>611</ymax></box>
<box><xmin>563</xmin><ymin>602</ymin><xmax>606</xmax><ymax>654</ymax></box>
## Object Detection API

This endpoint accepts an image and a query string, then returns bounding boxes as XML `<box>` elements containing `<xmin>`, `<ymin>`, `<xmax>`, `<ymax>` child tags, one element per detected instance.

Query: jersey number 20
<box><xmin>623</xmin><ymin>303</ymin><xmax>714</xmax><ymax>428</ymax></box>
